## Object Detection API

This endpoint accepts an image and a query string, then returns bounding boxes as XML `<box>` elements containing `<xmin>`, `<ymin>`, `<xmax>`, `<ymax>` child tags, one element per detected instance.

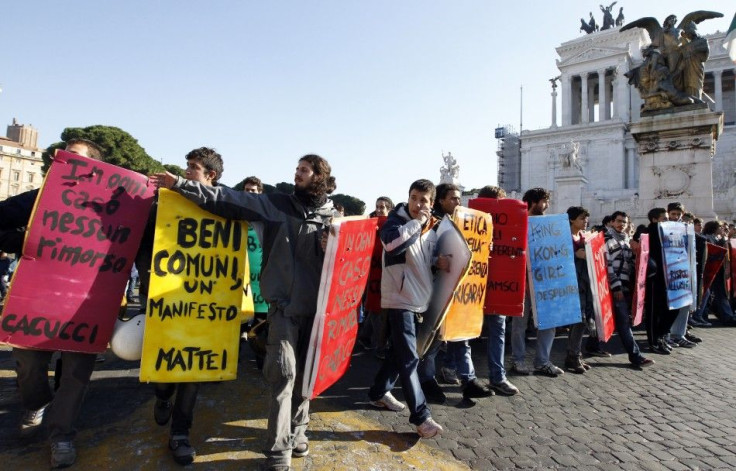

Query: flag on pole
<box><xmin>727</xmin><ymin>11</ymin><xmax>736</xmax><ymax>63</ymax></box>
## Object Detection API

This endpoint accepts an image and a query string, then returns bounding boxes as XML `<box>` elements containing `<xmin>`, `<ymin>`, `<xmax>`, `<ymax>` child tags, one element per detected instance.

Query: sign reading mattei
<box><xmin>1</xmin><ymin>151</ymin><xmax>155</xmax><ymax>353</ymax></box>
<box><xmin>441</xmin><ymin>206</ymin><xmax>492</xmax><ymax>341</ymax></box>
<box><xmin>527</xmin><ymin>214</ymin><xmax>581</xmax><ymax>329</ymax></box>
<box><xmin>140</xmin><ymin>189</ymin><xmax>246</xmax><ymax>382</ymax></box>
<box><xmin>468</xmin><ymin>198</ymin><xmax>528</xmax><ymax>317</ymax></box>
<box><xmin>659</xmin><ymin>222</ymin><xmax>693</xmax><ymax>310</ymax></box>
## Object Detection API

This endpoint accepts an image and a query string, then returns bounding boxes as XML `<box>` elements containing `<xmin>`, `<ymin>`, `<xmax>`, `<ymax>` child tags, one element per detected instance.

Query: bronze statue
<box><xmin>620</xmin><ymin>11</ymin><xmax>723</xmax><ymax>112</ymax></box>
<box><xmin>615</xmin><ymin>7</ymin><xmax>624</xmax><ymax>27</ymax></box>
<box><xmin>600</xmin><ymin>2</ymin><xmax>617</xmax><ymax>30</ymax></box>
<box><xmin>580</xmin><ymin>12</ymin><xmax>598</xmax><ymax>34</ymax></box>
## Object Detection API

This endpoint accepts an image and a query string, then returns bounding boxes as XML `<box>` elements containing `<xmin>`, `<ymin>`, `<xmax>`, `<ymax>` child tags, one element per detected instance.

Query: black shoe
<box><xmin>169</xmin><ymin>435</ymin><xmax>196</xmax><ymax>465</ymax></box>
<box><xmin>650</xmin><ymin>340</ymin><xmax>671</xmax><ymax>355</ymax></box>
<box><xmin>154</xmin><ymin>399</ymin><xmax>173</xmax><ymax>426</ymax></box>
<box><xmin>585</xmin><ymin>347</ymin><xmax>611</xmax><ymax>358</ymax></box>
<box><xmin>632</xmin><ymin>358</ymin><xmax>655</xmax><ymax>368</ymax></box>
<box><xmin>462</xmin><ymin>378</ymin><xmax>494</xmax><ymax>399</ymax></box>
<box><xmin>564</xmin><ymin>353</ymin><xmax>586</xmax><ymax>374</ymax></box>
<box><xmin>685</xmin><ymin>332</ymin><xmax>702</xmax><ymax>343</ymax></box>
<box><xmin>420</xmin><ymin>379</ymin><xmax>446</xmax><ymax>404</ymax></box>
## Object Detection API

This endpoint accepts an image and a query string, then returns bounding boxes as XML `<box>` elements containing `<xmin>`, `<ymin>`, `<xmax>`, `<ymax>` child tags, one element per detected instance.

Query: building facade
<box><xmin>511</xmin><ymin>27</ymin><xmax>736</xmax><ymax>223</ymax></box>
<box><xmin>0</xmin><ymin>119</ymin><xmax>44</xmax><ymax>201</ymax></box>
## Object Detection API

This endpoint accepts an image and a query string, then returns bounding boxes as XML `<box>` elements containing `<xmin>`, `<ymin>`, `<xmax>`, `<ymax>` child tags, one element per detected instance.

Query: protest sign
<box><xmin>631</xmin><ymin>234</ymin><xmax>649</xmax><ymax>326</ymax></box>
<box><xmin>364</xmin><ymin>216</ymin><xmax>387</xmax><ymax>312</ymax></box>
<box><xmin>468</xmin><ymin>198</ymin><xmax>528</xmax><ymax>317</ymax></box>
<box><xmin>731</xmin><ymin>239</ymin><xmax>736</xmax><ymax>297</ymax></box>
<box><xmin>1</xmin><ymin>150</ymin><xmax>154</xmax><ymax>353</ymax></box>
<box><xmin>527</xmin><ymin>214</ymin><xmax>581</xmax><ymax>329</ymax></box>
<box><xmin>140</xmin><ymin>189</ymin><xmax>246</xmax><ymax>382</ymax></box>
<box><xmin>243</xmin><ymin>225</ymin><xmax>267</xmax><ymax>316</ymax></box>
<box><xmin>303</xmin><ymin>217</ymin><xmax>376</xmax><ymax>399</ymax></box>
<box><xmin>440</xmin><ymin>206</ymin><xmax>492</xmax><ymax>341</ymax></box>
<box><xmin>585</xmin><ymin>232</ymin><xmax>614</xmax><ymax>341</ymax></box>
<box><xmin>701</xmin><ymin>242</ymin><xmax>727</xmax><ymax>296</ymax></box>
<box><xmin>659</xmin><ymin>222</ymin><xmax>693</xmax><ymax>310</ymax></box>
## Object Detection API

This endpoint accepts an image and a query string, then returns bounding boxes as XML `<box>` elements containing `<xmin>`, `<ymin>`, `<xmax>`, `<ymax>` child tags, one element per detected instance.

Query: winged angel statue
<box><xmin>621</xmin><ymin>11</ymin><xmax>723</xmax><ymax>112</ymax></box>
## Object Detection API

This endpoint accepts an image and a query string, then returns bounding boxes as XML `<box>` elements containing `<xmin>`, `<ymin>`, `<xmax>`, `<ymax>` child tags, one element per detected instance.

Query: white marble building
<box><xmin>517</xmin><ymin>27</ymin><xmax>736</xmax><ymax>223</ymax></box>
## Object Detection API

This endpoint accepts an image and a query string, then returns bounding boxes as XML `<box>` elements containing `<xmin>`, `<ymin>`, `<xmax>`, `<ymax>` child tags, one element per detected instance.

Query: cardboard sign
<box><xmin>631</xmin><ymin>234</ymin><xmax>649</xmax><ymax>327</ymax></box>
<box><xmin>416</xmin><ymin>217</ymin><xmax>471</xmax><ymax>357</ymax></box>
<box><xmin>364</xmin><ymin>216</ymin><xmax>387</xmax><ymax>312</ymax></box>
<box><xmin>1</xmin><ymin>151</ymin><xmax>155</xmax><ymax>353</ymax></box>
<box><xmin>731</xmin><ymin>239</ymin><xmax>736</xmax><ymax>297</ymax></box>
<box><xmin>468</xmin><ymin>198</ymin><xmax>528</xmax><ymax>317</ymax></box>
<box><xmin>527</xmin><ymin>214</ymin><xmax>581</xmax><ymax>330</ymax></box>
<box><xmin>687</xmin><ymin>224</ymin><xmax>697</xmax><ymax>307</ymax></box>
<box><xmin>659</xmin><ymin>222</ymin><xmax>693</xmax><ymax>309</ymax></box>
<box><xmin>440</xmin><ymin>206</ymin><xmax>492</xmax><ymax>341</ymax></box>
<box><xmin>244</xmin><ymin>225</ymin><xmax>267</xmax><ymax>314</ymax></box>
<box><xmin>585</xmin><ymin>232</ymin><xmax>614</xmax><ymax>341</ymax></box>
<box><xmin>701</xmin><ymin>242</ymin><xmax>727</xmax><ymax>296</ymax></box>
<box><xmin>140</xmin><ymin>189</ymin><xmax>246</xmax><ymax>382</ymax></box>
<box><xmin>303</xmin><ymin>217</ymin><xmax>376</xmax><ymax>399</ymax></box>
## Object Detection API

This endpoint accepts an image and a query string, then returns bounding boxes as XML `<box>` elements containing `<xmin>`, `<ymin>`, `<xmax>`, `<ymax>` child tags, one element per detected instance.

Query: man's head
<box><xmin>434</xmin><ymin>183</ymin><xmax>461</xmax><ymax>216</ymax></box>
<box><xmin>477</xmin><ymin>185</ymin><xmax>506</xmax><ymax>199</ymax></box>
<box><xmin>693</xmin><ymin>218</ymin><xmax>702</xmax><ymax>233</ymax></box>
<box><xmin>294</xmin><ymin>154</ymin><xmax>336</xmax><ymax>196</ymax></box>
<box><xmin>611</xmin><ymin>211</ymin><xmax>629</xmax><ymax>234</ymax></box>
<box><xmin>65</xmin><ymin>138</ymin><xmax>104</xmax><ymax>160</ymax></box>
<box><xmin>522</xmin><ymin>187</ymin><xmax>550</xmax><ymax>215</ymax></box>
<box><xmin>648</xmin><ymin>207</ymin><xmax>667</xmax><ymax>223</ymax></box>
<box><xmin>667</xmin><ymin>202</ymin><xmax>684</xmax><ymax>222</ymax></box>
<box><xmin>184</xmin><ymin>147</ymin><xmax>223</xmax><ymax>186</ymax></box>
<box><xmin>242</xmin><ymin>176</ymin><xmax>263</xmax><ymax>194</ymax></box>
<box><xmin>682</xmin><ymin>212</ymin><xmax>695</xmax><ymax>224</ymax></box>
<box><xmin>374</xmin><ymin>196</ymin><xmax>394</xmax><ymax>217</ymax></box>
<box><xmin>566</xmin><ymin>206</ymin><xmax>590</xmax><ymax>232</ymax></box>
<box><xmin>602</xmin><ymin>215</ymin><xmax>613</xmax><ymax>228</ymax></box>
<box><xmin>702</xmin><ymin>221</ymin><xmax>721</xmax><ymax>236</ymax></box>
<box><xmin>407</xmin><ymin>179</ymin><xmax>435</xmax><ymax>221</ymax></box>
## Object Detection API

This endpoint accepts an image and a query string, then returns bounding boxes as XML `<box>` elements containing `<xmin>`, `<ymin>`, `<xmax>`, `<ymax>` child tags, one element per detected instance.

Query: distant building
<box><xmin>509</xmin><ymin>27</ymin><xmax>736</xmax><ymax>222</ymax></box>
<box><xmin>495</xmin><ymin>125</ymin><xmax>521</xmax><ymax>196</ymax></box>
<box><xmin>0</xmin><ymin>119</ymin><xmax>44</xmax><ymax>200</ymax></box>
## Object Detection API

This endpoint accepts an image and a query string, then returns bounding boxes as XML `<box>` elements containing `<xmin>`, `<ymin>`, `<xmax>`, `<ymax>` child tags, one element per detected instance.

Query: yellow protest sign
<box><xmin>440</xmin><ymin>206</ymin><xmax>493</xmax><ymax>341</ymax></box>
<box><xmin>140</xmin><ymin>189</ymin><xmax>248</xmax><ymax>382</ymax></box>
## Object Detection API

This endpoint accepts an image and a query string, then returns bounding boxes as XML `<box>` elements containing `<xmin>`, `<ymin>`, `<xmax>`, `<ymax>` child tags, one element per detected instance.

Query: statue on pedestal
<box><xmin>620</xmin><ymin>11</ymin><xmax>723</xmax><ymax>113</ymax></box>
<box><xmin>600</xmin><ymin>2</ymin><xmax>617</xmax><ymax>30</ymax></box>
<box><xmin>439</xmin><ymin>152</ymin><xmax>460</xmax><ymax>184</ymax></box>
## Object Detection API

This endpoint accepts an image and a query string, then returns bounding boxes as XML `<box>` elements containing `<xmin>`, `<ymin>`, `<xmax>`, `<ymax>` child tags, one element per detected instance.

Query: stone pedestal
<box><xmin>629</xmin><ymin>108</ymin><xmax>723</xmax><ymax>219</ymax></box>
<box><xmin>554</xmin><ymin>171</ymin><xmax>588</xmax><ymax>213</ymax></box>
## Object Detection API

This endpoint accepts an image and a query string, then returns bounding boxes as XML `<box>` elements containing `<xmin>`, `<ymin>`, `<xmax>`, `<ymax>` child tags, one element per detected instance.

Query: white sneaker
<box><xmin>369</xmin><ymin>392</ymin><xmax>405</xmax><ymax>412</ymax></box>
<box><xmin>416</xmin><ymin>417</ymin><xmax>443</xmax><ymax>438</ymax></box>
<box><xmin>440</xmin><ymin>366</ymin><xmax>461</xmax><ymax>385</ymax></box>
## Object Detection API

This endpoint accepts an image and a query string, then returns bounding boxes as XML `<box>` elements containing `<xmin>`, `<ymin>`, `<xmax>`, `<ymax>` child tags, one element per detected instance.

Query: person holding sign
<box><xmin>646</xmin><ymin>207</ymin><xmax>679</xmax><ymax>354</ymax></box>
<box><xmin>0</xmin><ymin>138</ymin><xmax>105</xmax><ymax>469</ymax></box>
<box><xmin>138</xmin><ymin>147</ymin><xmax>225</xmax><ymax>465</ymax></box>
<box><xmin>367</xmin><ymin>179</ymin><xmax>448</xmax><ymax>439</ymax></box>
<box><xmin>605</xmin><ymin>211</ymin><xmax>654</xmax><ymax>368</ymax></box>
<box><xmin>150</xmin><ymin>154</ymin><xmax>338</xmax><ymax>471</ymax></box>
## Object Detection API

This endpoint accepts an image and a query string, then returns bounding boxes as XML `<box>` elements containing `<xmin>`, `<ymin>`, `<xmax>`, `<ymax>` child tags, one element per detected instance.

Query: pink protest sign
<box><xmin>585</xmin><ymin>232</ymin><xmax>615</xmax><ymax>341</ymax></box>
<box><xmin>631</xmin><ymin>234</ymin><xmax>649</xmax><ymax>327</ymax></box>
<box><xmin>0</xmin><ymin>150</ymin><xmax>155</xmax><ymax>353</ymax></box>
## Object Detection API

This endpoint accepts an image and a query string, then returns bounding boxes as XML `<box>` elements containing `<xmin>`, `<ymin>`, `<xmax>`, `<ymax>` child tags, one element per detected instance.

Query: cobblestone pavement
<box><xmin>1</xmin><ymin>315</ymin><xmax>736</xmax><ymax>470</ymax></box>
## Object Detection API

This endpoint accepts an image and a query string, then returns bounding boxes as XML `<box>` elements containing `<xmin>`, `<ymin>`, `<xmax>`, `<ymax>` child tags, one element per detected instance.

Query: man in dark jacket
<box><xmin>150</xmin><ymin>154</ymin><xmax>337</xmax><ymax>471</ymax></box>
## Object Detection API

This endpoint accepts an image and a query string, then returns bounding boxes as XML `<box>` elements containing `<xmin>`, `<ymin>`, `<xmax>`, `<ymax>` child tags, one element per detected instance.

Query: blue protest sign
<box><xmin>659</xmin><ymin>222</ymin><xmax>693</xmax><ymax>309</ymax></box>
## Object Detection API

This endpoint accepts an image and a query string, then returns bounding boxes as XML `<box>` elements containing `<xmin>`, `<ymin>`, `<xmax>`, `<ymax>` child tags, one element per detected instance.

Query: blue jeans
<box><xmin>486</xmin><ymin>315</ymin><xmax>507</xmax><ymax>384</ymax></box>
<box><xmin>511</xmin><ymin>295</ymin><xmax>556</xmax><ymax>367</ymax></box>
<box><xmin>669</xmin><ymin>305</ymin><xmax>690</xmax><ymax>340</ymax></box>
<box><xmin>612</xmin><ymin>296</ymin><xmax>645</xmax><ymax>364</ymax></box>
<box><xmin>444</xmin><ymin>341</ymin><xmax>475</xmax><ymax>382</ymax></box>
<box><xmin>369</xmin><ymin>309</ymin><xmax>430</xmax><ymax>426</ymax></box>
<box><xmin>699</xmin><ymin>282</ymin><xmax>736</xmax><ymax>322</ymax></box>
<box><xmin>417</xmin><ymin>339</ymin><xmax>440</xmax><ymax>383</ymax></box>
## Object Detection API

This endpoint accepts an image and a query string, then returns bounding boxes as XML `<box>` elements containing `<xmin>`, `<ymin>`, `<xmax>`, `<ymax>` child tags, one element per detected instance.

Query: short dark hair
<box><xmin>522</xmin><ymin>187</ymin><xmax>550</xmax><ymax>208</ymax></box>
<box><xmin>566</xmin><ymin>206</ymin><xmax>590</xmax><ymax>222</ymax></box>
<box><xmin>299</xmin><ymin>154</ymin><xmax>336</xmax><ymax>195</ymax></box>
<box><xmin>242</xmin><ymin>176</ymin><xmax>263</xmax><ymax>192</ymax></box>
<box><xmin>632</xmin><ymin>224</ymin><xmax>648</xmax><ymax>242</ymax></box>
<box><xmin>602</xmin><ymin>215</ymin><xmax>613</xmax><ymax>226</ymax></box>
<box><xmin>478</xmin><ymin>185</ymin><xmax>506</xmax><ymax>199</ymax></box>
<box><xmin>667</xmin><ymin>202</ymin><xmax>684</xmax><ymax>212</ymax></box>
<box><xmin>66</xmin><ymin>138</ymin><xmax>104</xmax><ymax>160</ymax></box>
<box><xmin>409</xmin><ymin>179</ymin><xmax>436</xmax><ymax>201</ymax></box>
<box><xmin>611</xmin><ymin>210</ymin><xmax>629</xmax><ymax>221</ymax></box>
<box><xmin>436</xmin><ymin>183</ymin><xmax>460</xmax><ymax>202</ymax></box>
<box><xmin>702</xmin><ymin>221</ymin><xmax>721</xmax><ymax>235</ymax></box>
<box><xmin>376</xmin><ymin>196</ymin><xmax>394</xmax><ymax>209</ymax></box>
<box><xmin>647</xmin><ymin>207</ymin><xmax>667</xmax><ymax>222</ymax></box>
<box><xmin>693</xmin><ymin>218</ymin><xmax>702</xmax><ymax>225</ymax></box>
<box><xmin>185</xmin><ymin>147</ymin><xmax>224</xmax><ymax>184</ymax></box>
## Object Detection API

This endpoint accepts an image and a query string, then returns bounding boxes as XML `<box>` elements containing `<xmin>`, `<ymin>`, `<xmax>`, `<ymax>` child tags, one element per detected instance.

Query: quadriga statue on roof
<box><xmin>620</xmin><ymin>11</ymin><xmax>723</xmax><ymax>113</ymax></box>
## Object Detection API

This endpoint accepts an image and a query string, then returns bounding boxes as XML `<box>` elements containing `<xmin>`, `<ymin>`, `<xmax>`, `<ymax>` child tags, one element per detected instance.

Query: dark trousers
<box><xmin>612</xmin><ymin>295</ymin><xmax>644</xmax><ymax>363</ymax></box>
<box><xmin>369</xmin><ymin>308</ymin><xmax>430</xmax><ymax>426</ymax></box>
<box><xmin>13</xmin><ymin>347</ymin><xmax>96</xmax><ymax>442</ymax></box>
<box><xmin>155</xmin><ymin>382</ymin><xmax>200</xmax><ymax>436</ymax></box>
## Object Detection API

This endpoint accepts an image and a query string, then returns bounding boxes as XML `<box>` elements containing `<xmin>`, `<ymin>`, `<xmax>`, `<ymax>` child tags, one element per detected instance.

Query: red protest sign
<box><xmin>731</xmin><ymin>239</ymin><xmax>736</xmax><ymax>297</ymax></box>
<box><xmin>631</xmin><ymin>234</ymin><xmax>649</xmax><ymax>327</ymax></box>
<box><xmin>585</xmin><ymin>232</ymin><xmax>615</xmax><ymax>341</ymax></box>
<box><xmin>364</xmin><ymin>216</ymin><xmax>386</xmax><ymax>312</ymax></box>
<box><xmin>702</xmin><ymin>242</ymin><xmax>727</xmax><ymax>296</ymax></box>
<box><xmin>303</xmin><ymin>217</ymin><xmax>376</xmax><ymax>399</ymax></box>
<box><xmin>468</xmin><ymin>198</ymin><xmax>527</xmax><ymax>317</ymax></box>
<box><xmin>1</xmin><ymin>151</ymin><xmax>155</xmax><ymax>353</ymax></box>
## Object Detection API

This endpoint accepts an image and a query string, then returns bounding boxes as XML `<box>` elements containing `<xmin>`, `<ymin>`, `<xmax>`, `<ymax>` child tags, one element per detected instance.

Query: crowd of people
<box><xmin>1</xmin><ymin>140</ymin><xmax>734</xmax><ymax>470</ymax></box>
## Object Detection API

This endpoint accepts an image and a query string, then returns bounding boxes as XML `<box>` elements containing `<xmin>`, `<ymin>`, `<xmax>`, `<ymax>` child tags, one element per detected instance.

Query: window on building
<box><xmin>28</xmin><ymin>172</ymin><xmax>34</xmax><ymax>183</ymax></box>
<box><xmin>13</xmin><ymin>171</ymin><xmax>20</xmax><ymax>182</ymax></box>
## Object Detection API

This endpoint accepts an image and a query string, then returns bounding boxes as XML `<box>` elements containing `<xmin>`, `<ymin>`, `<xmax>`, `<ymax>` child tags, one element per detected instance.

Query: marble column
<box><xmin>598</xmin><ymin>68</ymin><xmax>608</xmax><ymax>121</ymax></box>
<box><xmin>551</xmin><ymin>80</ymin><xmax>558</xmax><ymax>128</ymax></box>
<box><xmin>581</xmin><ymin>73</ymin><xmax>589</xmax><ymax>124</ymax></box>
<box><xmin>562</xmin><ymin>74</ymin><xmax>571</xmax><ymax>126</ymax></box>
<box><xmin>714</xmin><ymin>69</ymin><xmax>723</xmax><ymax>111</ymax></box>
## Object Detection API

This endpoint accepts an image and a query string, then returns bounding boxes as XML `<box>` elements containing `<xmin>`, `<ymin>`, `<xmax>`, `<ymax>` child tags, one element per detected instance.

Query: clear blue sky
<box><xmin>1</xmin><ymin>1</ymin><xmax>732</xmax><ymax>210</ymax></box>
